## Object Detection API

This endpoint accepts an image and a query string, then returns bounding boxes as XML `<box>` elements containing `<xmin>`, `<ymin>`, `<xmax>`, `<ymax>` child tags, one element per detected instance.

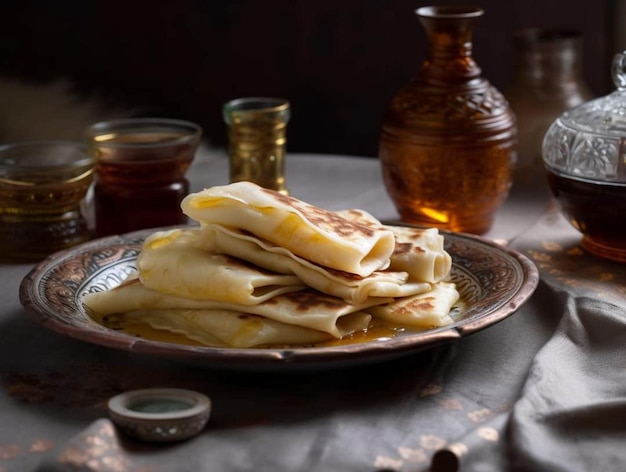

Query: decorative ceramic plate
<box><xmin>19</xmin><ymin>227</ymin><xmax>539</xmax><ymax>371</ymax></box>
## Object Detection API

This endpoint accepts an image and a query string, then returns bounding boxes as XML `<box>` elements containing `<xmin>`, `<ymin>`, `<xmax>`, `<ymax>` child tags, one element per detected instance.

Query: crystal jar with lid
<box><xmin>542</xmin><ymin>50</ymin><xmax>626</xmax><ymax>262</ymax></box>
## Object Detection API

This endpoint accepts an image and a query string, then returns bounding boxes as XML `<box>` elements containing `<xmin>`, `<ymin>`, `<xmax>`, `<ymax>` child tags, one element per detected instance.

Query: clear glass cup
<box><xmin>223</xmin><ymin>97</ymin><xmax>290</xmax><ymax>194</ymax></box>
<box><xmin>86</xmin><ymin>118</ymin><xmax>202</xmax><ymax>237</ymax></box>
<box><xmin>0</xmin><ymin>141</ymin><xmax>94</xmax><ymax>261</ymax></box>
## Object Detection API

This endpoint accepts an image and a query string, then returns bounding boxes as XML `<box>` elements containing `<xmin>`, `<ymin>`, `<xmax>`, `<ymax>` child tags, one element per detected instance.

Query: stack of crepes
<box><xmin>83</xmin><ymin>181</ymin><xmax>460</xmax><ymax>348</ymax></box>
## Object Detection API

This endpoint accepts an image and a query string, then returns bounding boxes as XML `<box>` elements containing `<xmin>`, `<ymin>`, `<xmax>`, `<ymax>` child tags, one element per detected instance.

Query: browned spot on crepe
<box><xmin>264</xmin><ymin>289</ymin><xmax>349</xmax><ymax>312</ymax></box>
<box><xmin>392</xmin><ymin>238</ymin><xmax>427</xmax><ymax>257</ymax></box>
<box><xmin>391</xmin><ymin>297</ymin><xmax>436</xmax><ymax>316</ymax></box>
<box><xmin>260</xmin><ymin>187</ymin><xmax>377</xmax><ymax>238</ymax></box>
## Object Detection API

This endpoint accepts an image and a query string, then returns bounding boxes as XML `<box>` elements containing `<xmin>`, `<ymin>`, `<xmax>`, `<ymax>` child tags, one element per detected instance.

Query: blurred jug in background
<box><xmin>506</xmin><ymin>29</ymin><xmax>593</xmax><ymax>186</ymax></box>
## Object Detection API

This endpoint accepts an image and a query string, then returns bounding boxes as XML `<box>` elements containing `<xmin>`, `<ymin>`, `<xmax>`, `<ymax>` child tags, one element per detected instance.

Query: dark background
<box><xmin>0</xmin><ymin>0</ymin><xmax>614</xmax><ymax>157</ymax></box>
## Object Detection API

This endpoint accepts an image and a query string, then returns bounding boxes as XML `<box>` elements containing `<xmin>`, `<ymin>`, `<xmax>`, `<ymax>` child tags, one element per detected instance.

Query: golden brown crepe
<box><xmin>195</xmin><ymin>224</ymin><xmax>432</xmax><ymax>304</ymax></box>
<box><xmin>137</xmin><ymin>229</ymin><xmax>304</xmax><ymax>304</ymax></box>
<box><xmin>181</xmin><ymin>181</ymin><xmax>395</xmax><ymax>277</ymax></box>
<box><xmin>336</xmin><ymin>209</ymin><xmax>452</xmax><ymax>283</ymax></box>
<box><xmin>124</xmin><ymin>309</ymin><xmax>334</xmax><ymax>348</ymax></box>
<box><xmin>83</xmin><ymin>276</ymin><xmax>378</xmax><ymax>338</ymax></box>
<box><xmin>386</xmin><ymin>226</ymin><xmax>452</xmax><ymax>283</ymax></box>
<box><xmin>365</xmin><ymin>282</ymin><xmax>460</xmax><ymax>328</ymax></box>
<box><xmin>84</xmin><ymin>182</ymin><xmax>459</xmax><ymax>348</ymax></box>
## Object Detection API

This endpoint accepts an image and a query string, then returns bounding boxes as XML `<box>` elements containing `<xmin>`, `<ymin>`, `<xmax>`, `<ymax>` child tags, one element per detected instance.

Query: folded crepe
<box><xmin>336</xmin><ymin>209</ymin><xmax>452</xmax><ymax>283</ymax></box>
<box><xmin>83</xmin><ymin>276</ymin><xmax>379</xmax><ymax>338</ymax></box>
<box><xmin>137</xmin><ymin>229</ymin><xmax>304</xmax><ymax>304</ymax></box>
<box><xmin>85</xmin><ymin>183</ymin><xmax>459</xmax><ymax>348</ymax></box>
<box><xmin>194</xmin><ymin>225</ymin><xmax>432</xmax><ymax>304</ymax></box>
<box><xmin>386</xmin><ymin>225</ymin><xmax>452</xmax><ymax>283</ymax></box>
<box><xmin>365</xmin><ymin>282</ymin><xmax>460</xmax><ymax>328</ymax></box>
<box><xmin>123</xmin><ymin>310</ymin><xmax>333</xmax><ymax>348</ymax></box>
<box><xmin>181</xmin><ymin>181</ymin><xmax>395</xmax><ymax>277</ymax></box>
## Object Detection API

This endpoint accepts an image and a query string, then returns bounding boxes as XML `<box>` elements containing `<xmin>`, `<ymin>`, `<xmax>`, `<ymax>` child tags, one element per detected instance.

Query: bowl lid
<box><xmin>543</xmin><ymin>51</ymin><xmax>626</xmax><ymax>182</ymax></box>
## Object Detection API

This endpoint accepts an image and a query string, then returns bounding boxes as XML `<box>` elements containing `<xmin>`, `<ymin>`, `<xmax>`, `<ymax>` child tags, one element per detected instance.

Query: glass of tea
<box><xmin>223</xmin><ymin>97</ymin><xmax>290</xmax><ymax>195</ymax></box>
<box><xmin>0</xmin><ymin>141</ymin><xmax>94</xmax><ymax>261</ymax></box>
<box><xmin>86</xmin><ymin>118</ymin><xmax>202</xmax><ymax>237</ymax></box>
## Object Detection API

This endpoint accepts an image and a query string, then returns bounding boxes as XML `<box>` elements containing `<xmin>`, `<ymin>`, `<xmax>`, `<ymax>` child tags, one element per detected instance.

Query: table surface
<box><xmin>2</xmin><ymin>149</ymin><xmax>625</xmax><ymax>472</ymax></box>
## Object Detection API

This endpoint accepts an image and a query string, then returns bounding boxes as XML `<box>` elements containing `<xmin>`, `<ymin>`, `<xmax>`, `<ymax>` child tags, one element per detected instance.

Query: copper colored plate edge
<box><xmin>18</xmin><ymin>227</ymin><xmax>539</xmax><ymax>370</ymax></box>
<box><xmin>439</xmin><ymin>228</ymin><xmax>540</xmax><ymax>334</ymax></box>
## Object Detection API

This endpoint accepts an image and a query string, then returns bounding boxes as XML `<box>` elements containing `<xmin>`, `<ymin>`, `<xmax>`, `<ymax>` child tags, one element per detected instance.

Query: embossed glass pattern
<box><xmin>542</xmin><ymin>65</ymin><xmax>626</xmax><ymax>182</ymax></box>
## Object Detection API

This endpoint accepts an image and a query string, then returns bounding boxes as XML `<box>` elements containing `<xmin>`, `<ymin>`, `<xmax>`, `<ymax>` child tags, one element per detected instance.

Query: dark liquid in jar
<box><xmin>93</xmin><ymin>131</ymin><xmax>194</xmax><ymax>237</ymax></box>
<box><xmin>547</xmin><ymin>170</ymin><xmax>626</xmax><ymax>252</ymax></box>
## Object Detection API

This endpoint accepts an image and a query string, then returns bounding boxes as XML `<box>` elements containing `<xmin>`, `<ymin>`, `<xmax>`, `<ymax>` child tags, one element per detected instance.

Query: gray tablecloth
<box><xmin>1</xmin><ymin>151</ymin><xmax>625</xmax><ymax>471</ymax></box>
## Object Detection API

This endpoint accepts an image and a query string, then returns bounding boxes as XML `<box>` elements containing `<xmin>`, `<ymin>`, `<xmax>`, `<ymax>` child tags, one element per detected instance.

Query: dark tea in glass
<box><xmin>87</xmin><ymin>118</ymin><xmax>202</xmax><ymax>237</ymax></box>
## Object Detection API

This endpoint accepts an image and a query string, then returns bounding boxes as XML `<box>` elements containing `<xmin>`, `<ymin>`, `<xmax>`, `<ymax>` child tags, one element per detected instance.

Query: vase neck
<box><xmin>417</xmin><ymin>9</ymin><xmax>482</xmax><ymax>82</ymax></box>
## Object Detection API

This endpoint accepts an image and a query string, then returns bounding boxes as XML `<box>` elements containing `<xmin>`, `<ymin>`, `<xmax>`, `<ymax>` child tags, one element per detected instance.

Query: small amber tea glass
<box><xmin>0</xmin><ymin>141</ymin><xmax>94</xmax><ymax>261</ymax></box>
<box><xmin>87</xmin><ymin>118</ymin><xmax>202</xmax><ymax>237</ymax></box>
<box><xmin>223</xmin><ymin>97</ymin><xmax>290</xmax><ymax>194</ymax></box>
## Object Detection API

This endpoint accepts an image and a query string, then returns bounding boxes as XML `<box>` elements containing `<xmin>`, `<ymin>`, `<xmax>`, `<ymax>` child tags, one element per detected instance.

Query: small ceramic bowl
<box><xmin>108</xmin><ymin>388</ymin><xmax>211</xmax><ymax>442</ymax></box>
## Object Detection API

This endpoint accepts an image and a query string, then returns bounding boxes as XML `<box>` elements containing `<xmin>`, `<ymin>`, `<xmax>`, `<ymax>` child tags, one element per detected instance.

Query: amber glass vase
<box><xmin>379</xmin><ymin>6</ymin><xmax>517</xmax><ymax>235</ymax></box>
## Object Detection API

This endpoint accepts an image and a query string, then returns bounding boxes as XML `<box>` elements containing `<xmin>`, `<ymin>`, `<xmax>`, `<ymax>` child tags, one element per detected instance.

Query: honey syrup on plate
<box><xmin>100</xmin><ymin>313</ymin><xmax>205</xmax><ymax>347</ymax></box>
<box><xmin>98</xmin><ymin>312</ymin><xmax>401</xmax><ymax>348</ymax></box>
<box><xmin>95</xmin><ymin>299</ymin><xmax>466</xmax><ymax>350</ymax></box>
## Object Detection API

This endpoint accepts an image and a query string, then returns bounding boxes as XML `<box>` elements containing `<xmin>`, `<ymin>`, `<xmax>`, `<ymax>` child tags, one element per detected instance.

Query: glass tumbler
<box><xmin>0</xmin><ymin>141</ymin><xmax>93</xmax><ymax>261</ymax></box>
<box><xmin>87</xmin><ymin>118</ymin><xmax>202</xmax><ymax>237</ymax></box>
<box><xmin>223</xmin><ymin>97</ymin><xmax>290</xmax><ymax>194</ymax></box>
